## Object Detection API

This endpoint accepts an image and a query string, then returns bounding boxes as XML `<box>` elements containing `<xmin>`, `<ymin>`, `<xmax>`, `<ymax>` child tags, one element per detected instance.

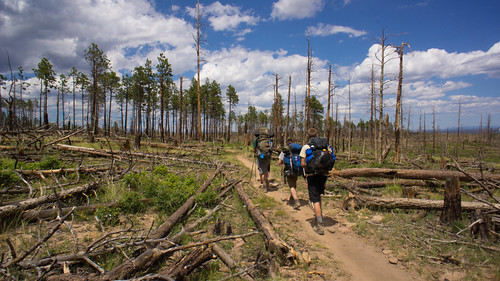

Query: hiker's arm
<box><xmin>301</xmin><ymin>157</ymin><xmax>306</xmax><ymax>168</ymax></box>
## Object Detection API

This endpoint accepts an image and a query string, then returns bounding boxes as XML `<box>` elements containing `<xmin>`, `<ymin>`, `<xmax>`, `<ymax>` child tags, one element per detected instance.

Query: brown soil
<box><xmin>237</xmin><ymin>154</ymin><xmax>419</xmax><ymax>281</ymax></box>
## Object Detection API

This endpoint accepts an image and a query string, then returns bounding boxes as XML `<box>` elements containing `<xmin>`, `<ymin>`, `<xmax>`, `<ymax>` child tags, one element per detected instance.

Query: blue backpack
<box><xmin>283</xmin><ymin>143</ymin><xmax>303</xmax><ymax>176</ymax></box>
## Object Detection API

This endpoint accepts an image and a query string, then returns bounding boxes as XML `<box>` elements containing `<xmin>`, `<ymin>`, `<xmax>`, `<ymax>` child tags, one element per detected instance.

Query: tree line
<box><xmin>1</xmin><ymin>38</ymin><xmax>495</xmax><ymax>159</ymax></box>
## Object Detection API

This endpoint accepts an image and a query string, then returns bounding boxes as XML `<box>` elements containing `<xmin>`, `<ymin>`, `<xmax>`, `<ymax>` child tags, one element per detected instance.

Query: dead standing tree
<box><xmin>326</xmin><ymin>65</ymin><xmax>332</xmax><ymax>144</ymax></box>
<box><xmin>305</xmin><ymin>33</ymin><xmax>313</xmax><ymax>139</ymax></box>
<box><xmin>374</xmin><ymin>30</ymin><xmax>398</xmax><ymax>163</ymax></box>
<box><xmin>285</xmin><ymin>75</ymin><xmax>291</xmax><ymax>142</ymax></box>
<box><xmin>273</xmin><ymin>74</ymin><xmax>280</xmax><ymax>145</ymax></box>
<box><xmin>370</xmin><ymin>63</ymin><xmax>377</xmax><ymax>159</ymax></box>
<box><xmin>393</xmin><ymin>42</ymin><xmax>409</xmax><ymax>164</ymax></box>
<box><xmin>195</xmin><ymin>0</ymin><xmax>207</xmax><ymax>142</ymax></box>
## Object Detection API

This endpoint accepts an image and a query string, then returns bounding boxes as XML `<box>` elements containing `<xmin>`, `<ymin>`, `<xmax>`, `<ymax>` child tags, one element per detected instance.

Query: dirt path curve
<box><xmin>237</xmin><ymin>154</ymin><xmax>418</xmax><ymax>281</ymax></box>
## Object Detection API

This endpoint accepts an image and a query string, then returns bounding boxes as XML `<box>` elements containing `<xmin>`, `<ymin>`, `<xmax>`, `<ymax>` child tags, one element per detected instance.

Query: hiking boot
<box><xmin>313</xmin><ymin>223</ymin><xmax>324</xmax><ymax>235</ymax></box>
<box><xmin>293</xmin><ymin>200</ymin><xmax>300</xmax><ymax>210</ymax></box>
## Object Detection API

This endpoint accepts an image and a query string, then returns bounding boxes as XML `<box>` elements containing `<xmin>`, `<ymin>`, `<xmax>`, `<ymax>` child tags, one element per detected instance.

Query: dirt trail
<box><xmin>237</xmin><ymin>154</ymin><xmax>418</xmax><ymax>281</ymax></box>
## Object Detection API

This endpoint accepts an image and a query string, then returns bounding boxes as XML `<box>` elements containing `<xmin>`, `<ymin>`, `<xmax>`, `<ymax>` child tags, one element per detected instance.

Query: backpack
<box><xmin>256</xmin><ymin>127</ymin><xmax>271</xmax><ymax>157</ymax></box>
<box><xmin>283</xmin><ymin>143</ymin><xmax>303</xmax><ymax>176</ymax></box>
<box><xmin>304</xmin><ymin>137</ymin><xmax>336</xmax><ymax>176</ymax></box>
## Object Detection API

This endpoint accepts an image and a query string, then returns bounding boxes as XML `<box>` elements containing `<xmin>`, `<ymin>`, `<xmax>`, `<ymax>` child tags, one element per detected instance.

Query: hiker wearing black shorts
<box><xmin>253</xmin><ymin>127</ymin><xmax>273</xmax><ymax>192</ymax></box>
<box><xmin>300</xmin><ymin>128</ymin><xmax>334</xmax><ymax>235</ymax></box>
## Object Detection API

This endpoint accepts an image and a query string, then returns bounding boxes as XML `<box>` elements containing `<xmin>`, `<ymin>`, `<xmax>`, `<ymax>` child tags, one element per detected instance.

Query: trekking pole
<box><xmin>280</xmin><ymin>166</ymin><xmax>284</xmax><ymax>201</ymax></box>
<box><xmin>249</xmin><ymin>155</ymin><xmax>255</xmax><ymax>182</ymax></box>
<box><xmin>254</xmin><ymin>157</ymin><xmax>259</xmax><ymax>182</ymax></box>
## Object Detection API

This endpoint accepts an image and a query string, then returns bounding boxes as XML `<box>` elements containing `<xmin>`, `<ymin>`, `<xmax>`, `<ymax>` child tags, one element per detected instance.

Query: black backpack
<box><xmin>304</xmin><ymin>137</ymin><xmax>336</xmax><ymax>176</ymax></box>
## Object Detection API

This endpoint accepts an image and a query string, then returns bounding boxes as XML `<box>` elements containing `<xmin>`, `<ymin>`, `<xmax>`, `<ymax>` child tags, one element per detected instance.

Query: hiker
<box><xmin>278</xmin><ymin>138</ymin><xmax>303</xmax><ymax>210</ymax></box>
<box><xmin>253</xmin><ymin>127</ymin><xmax>274</xmax><ymax>191</ymax></box>
<box><xmin>300</xmin><ymin>128</ymin><xmax>335</xmax><ymax>235</ymax></box>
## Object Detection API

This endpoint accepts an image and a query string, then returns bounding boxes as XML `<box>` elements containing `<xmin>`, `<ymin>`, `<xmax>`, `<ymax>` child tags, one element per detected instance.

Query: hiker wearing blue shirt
<box><xmin>300</xmin><ymin>128</ymin><xmax>335</xmax><ymax>235</ymax></box>
<box><xmin>278</xmin><ymin>138</ymin><xmax>303</xmax><ymax>210</ymax></box>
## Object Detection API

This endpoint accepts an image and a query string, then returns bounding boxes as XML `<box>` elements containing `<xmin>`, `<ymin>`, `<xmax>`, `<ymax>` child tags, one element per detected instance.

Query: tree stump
<box><xmin>440</xmin><ymin>177</ymin><xmax>462</xmax><ymax>223</ymax></box>
<box><xmin>470</xmin><ymin>209</ymin><xmax>492</xmax><ymax>241</ymax></box>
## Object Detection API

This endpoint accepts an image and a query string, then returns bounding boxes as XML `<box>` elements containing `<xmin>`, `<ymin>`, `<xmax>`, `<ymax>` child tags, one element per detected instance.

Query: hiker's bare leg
<box><xmin>313</xmin><ymin>200</ymin><xmax>322</xmax><ymax>218</ymax></box>
<box><xmin>290</xmin><ymin>187</ymin><xmax>298</xmax><ymax>201</ymax></box>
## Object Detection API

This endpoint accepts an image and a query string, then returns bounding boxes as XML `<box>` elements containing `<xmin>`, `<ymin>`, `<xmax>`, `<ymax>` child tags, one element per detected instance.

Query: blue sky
<box><xmin>1</xmin><ymin>0</ymin><xmax>499</xmax><ymax>130</ymax></box>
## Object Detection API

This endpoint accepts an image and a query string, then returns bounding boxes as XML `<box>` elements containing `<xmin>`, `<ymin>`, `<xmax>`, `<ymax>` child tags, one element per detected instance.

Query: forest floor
<box><xmin>236</xmin><ymin>153</ymin><xmax>441</xmax><ymax>281</ymax></box>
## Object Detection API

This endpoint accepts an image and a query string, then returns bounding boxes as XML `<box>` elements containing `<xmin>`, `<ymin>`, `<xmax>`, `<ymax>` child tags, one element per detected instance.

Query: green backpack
<box><xmin>256</xmin><ymin>127</ymin><xmax>271</xmax><ymax>156</ymax></box>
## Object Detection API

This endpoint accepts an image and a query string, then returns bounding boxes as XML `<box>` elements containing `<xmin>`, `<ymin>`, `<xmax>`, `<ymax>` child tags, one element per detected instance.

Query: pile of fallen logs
<box><xmin>1</xmin><ymin>131</ymin><xmax>298</xmax><ymax>280</ymax></box>
<box><xmin>332</xmin><ymin>165</ymin><xmax>500</xmax><ymax>240</ymax></box>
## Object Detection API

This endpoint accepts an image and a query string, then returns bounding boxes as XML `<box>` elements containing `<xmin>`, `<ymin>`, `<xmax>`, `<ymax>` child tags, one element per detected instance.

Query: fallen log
<box><xmin>21</xmin><ymin>199</ymin><xmax>152</xmax><ymax>221</ymax></box>
<box><xmin>212</xmin><ymin>244</ymin><xmax>254</xmax><ymax>281</ymax></box>
<box><xmin>0</xmin><ymin>145</ymin><xmax>16</xmax><ymax>151</ymax></box>
<box><xmin>344</xmin><ymin>194</ymin><xmax>500</xmax><ymax>211</ymax></box>
<box><xmin>54</xmin><ymin>144</ymin><xmax>220</xmax><ymax>167</ymax></box>
<box><xmin>11</xmin><ymin>166</ymin><xmax>114</xmax><ymax>176</ymax></box>
<box><xmin>22</xmin><ymin>202</ymin><xmax>116</xmax><ymax>221</ymax></box>
<box><xmin>161</xmin><ymin>246</ymin><xmax>214</xmax><ymax>279</ymax></box>
<box><xmin>330</xmin><ymin>179</ymin><xmax>441</xmax><ymax>189</ymax></box>
<box><xmin>332</xmin><ymin>168</ymin><xmax>500</xmax><ymax>182</ymax></box>
<box><xmin>0</xmin><ymin>180</ymin><xmax>102</xmax><ymax>219</ymax></box>
<box><xmin>43</xmin><ymin>129</ymin><xmax>83</xmax><ymax>148</ymax></box>
<box><xmin>235</xmin><ymin>183</ymin><xmax>297</xmax><ymax>264</ymax></box>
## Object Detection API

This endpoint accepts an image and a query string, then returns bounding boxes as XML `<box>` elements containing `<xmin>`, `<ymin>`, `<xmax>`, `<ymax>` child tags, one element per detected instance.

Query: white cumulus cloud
<box><xmin>187</xmin><ymin>1</ymin><xmax>259</xmax><ymax>33</ymax></box>
<box><xmin>271</xmin><ymin>0</ymin><xmax>325</xmax><ymax>20</ymax></box>
<box><xmin>307</xmin><ymin>24</ymin><xmax>368</xmax><ymax>38</ymax></box>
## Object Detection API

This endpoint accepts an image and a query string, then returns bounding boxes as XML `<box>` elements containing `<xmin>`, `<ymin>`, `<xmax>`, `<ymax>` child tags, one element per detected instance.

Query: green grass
<box><xmin>253</xmin><ymin>194</ymin><xmax>278</xmax><ymax>210</ymax></box>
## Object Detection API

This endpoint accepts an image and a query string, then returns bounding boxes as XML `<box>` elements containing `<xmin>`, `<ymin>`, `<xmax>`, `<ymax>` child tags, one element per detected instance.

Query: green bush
<box><xmin>0</xmin><ymin>158</ymin><xmax>16</xmax><ymax>169</ymax></box>
<box><xmin>153</xmin><ymin>176</ymin><xmax>196</xmax><ymax>214</ymax></box>
<box><xmin>38</xmin><ymin>156</ymin><xmax>63</xmax><ymax>169</ymax></box>
<box><xmin>152</xmin><ymin>164</ymin><xmax>169</xmax><ymax>176</ymax></box>
<box><xmin>194</xmin><ymin>189</ymin><xmax>218</xmax><ymax>208</ymax></box>
<box><xmin>121</xmin><ymin>170</ymin><xmax>198</xmax><ymax>215</ymax></box>
<box><xmin>122</xmin><ymin>172</ymin><xmax>143</xmax><ymax>190</ymax></box>
<box><xmin>95</xmin><ymin>206</ymin><xmax>121</xmax><ymax>228</ymax></box>
<box><xmin>0</xmin><ymin>170</ymin><xmax>18</xmax><ymax>188</ymax></box>
<box><xmin>22</xmin><ymin>155</ymin><xmax>63</xmax><ymax>170</ymax></box>
<box><xmin>118</xmin><ymin>191</ymin><xmax>145</xmax><ymax>214</ymax></box>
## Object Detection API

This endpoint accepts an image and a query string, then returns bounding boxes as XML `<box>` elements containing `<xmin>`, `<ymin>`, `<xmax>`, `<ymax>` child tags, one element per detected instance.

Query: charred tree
<box><xmin>440</xmin><ymin>177</ymin><xmax>462</xmax><ymax>223</ymax></box>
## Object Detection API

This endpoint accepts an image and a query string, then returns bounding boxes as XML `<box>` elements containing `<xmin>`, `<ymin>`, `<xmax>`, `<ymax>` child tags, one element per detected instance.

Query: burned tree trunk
<box><xmin>343</xmin><ymin>193</ymin><xmax>500</xmax><ymax>211</ymax></box>
<box><xmin>332</xmin><ymin>168</ymin><xmax>500</xmax><ymax>182</ymax></box>
<box><xmin>235</xmin><ymin>184</ymin><xmax>297</xmax><ymax>263</ymax></box>
<box><xmin>0</xmin><ymin>180</ymin><xmax>101</xmax><ymax>218</ymax></box>
<box><xmin>329</xmin><ymin>179</ymin><xmax>440</xmax><ymax>189</ymax></box>
<box><xmin>440</xmin><ymin>177</ymin><xmax>462</xmax><ymax>223</ymax></box>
